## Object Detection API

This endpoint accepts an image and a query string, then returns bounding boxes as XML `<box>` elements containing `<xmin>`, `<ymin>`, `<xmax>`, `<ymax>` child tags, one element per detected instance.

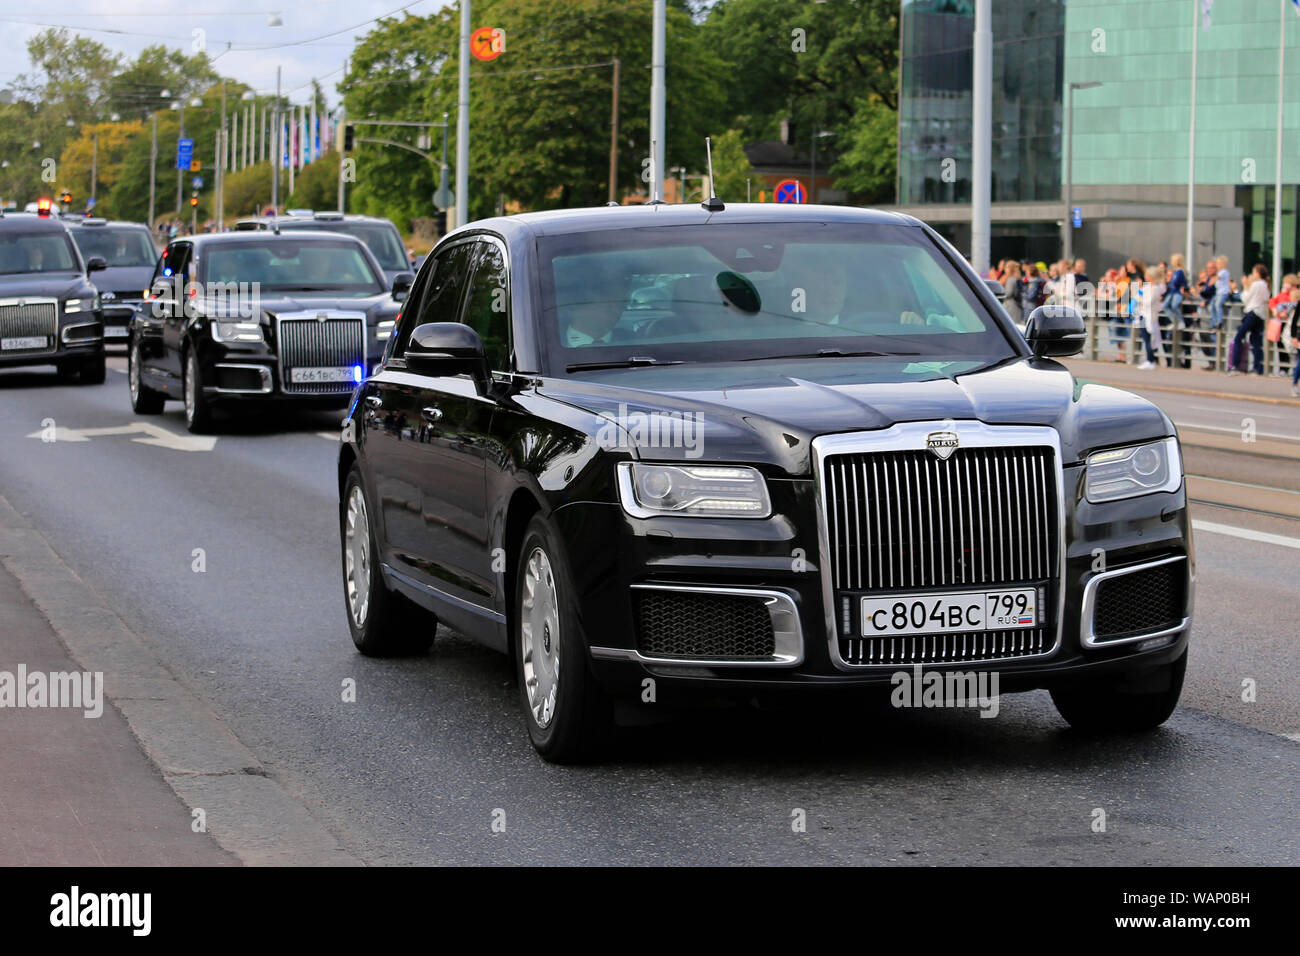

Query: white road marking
<box><xmin>1184</xmin><ymin>404</ymin><xmax>1289</xmax><ymax>420</ymax></box>
<box><xmin>1192</xmin><ymin>519</ymin><xmax>1300</xmax><ymax>551</ymax></box>
<box><xmin>1284</xmin><ymin>732</ymin><xmax>1300</xmax><ymax>744</ymax></box>
<box><xmin>316</xmin><ymin>431</ymin><xmax>341</xmax><ymax>441</ymax></box>
<box><xmin>24</xmin><ymin>423</ymin><xmax>216</xmax><ymax>452</ymax></box>
<box><xmin>1178</xmin><ymin>421</ymin><xmax>1300</xmax><ymax>442</ymax></box>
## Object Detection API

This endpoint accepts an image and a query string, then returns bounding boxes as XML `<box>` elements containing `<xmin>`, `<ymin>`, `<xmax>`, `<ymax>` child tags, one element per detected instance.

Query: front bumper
<box><xmin>561</xmin><ymin>467</ymin><xmax>1193</xmax><ymax>698</ymax></box>
<box><xmin>197</xmin><ymin>342</ymin><xmax>383</xmax><ymax>404</ymax></box>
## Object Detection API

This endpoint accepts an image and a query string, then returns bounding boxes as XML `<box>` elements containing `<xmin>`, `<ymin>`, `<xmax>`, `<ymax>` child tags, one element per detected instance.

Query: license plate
<box><xmin>861</xmin><ymin>588</ymin><xmax>1037</xmax><ymax>637</ymax></box>
<box><xmin>289</xmin><ymin>366</ymin><xmax>355</xmax><ymax>384</ymax></box>
<box><xmin>104</xmin><ymin>326</ymin><xmax>129</xmax><ymax>338</ymax></box>
<box><xmin>1</xmin><ymin>336</ymin><xmax>49</xmax><ymax>351</ymax></box>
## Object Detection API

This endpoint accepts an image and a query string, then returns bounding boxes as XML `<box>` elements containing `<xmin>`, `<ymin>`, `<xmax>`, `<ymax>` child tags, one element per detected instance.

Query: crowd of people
<box><xmin>987</xmin><ymin>254</ymin><xmax>1300</xmax><ymax>396</ymax></box>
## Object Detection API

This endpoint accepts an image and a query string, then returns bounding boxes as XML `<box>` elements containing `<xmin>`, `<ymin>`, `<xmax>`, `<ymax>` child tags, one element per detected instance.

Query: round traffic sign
<box><xmin>774</xmin><ymin>179</ymin><xmax>806</xmax><ymax>204</ymax></box>
<box><xmin>470</xmin><ymin>26</ymin><xmax>505</xmax><ymax>61</ymax></box>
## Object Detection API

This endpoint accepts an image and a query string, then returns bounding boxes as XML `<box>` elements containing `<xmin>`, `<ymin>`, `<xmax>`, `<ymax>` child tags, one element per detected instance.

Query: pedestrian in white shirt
<box><xmin>1230</xmin><ymin>264</ymin><xmax>1271</xmax><ymax>375</ymax></box>
<box><xmin>1136</xmin><ymin>267</ymin><xmax>1166</xmax><ymax>369</ymax></box>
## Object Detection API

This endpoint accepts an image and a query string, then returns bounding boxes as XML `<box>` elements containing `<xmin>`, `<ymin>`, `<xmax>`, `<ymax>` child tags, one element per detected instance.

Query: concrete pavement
<box><xmin>1063</xmin><ymin>357</ymin><xmax>1300</xmax><ymax>407</ymax></box>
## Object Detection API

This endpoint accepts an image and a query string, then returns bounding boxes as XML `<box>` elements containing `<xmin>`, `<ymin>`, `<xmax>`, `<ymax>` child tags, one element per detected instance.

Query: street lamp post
<box><xmin>1064</xmin><ymin>81</ymin><xmax>1102</xmax><ymax>263</ymax></box>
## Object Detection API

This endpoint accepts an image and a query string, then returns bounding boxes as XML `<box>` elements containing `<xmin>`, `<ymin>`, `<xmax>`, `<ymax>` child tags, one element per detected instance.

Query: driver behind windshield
<box><xmin>556</xmin><ymin>257</ymin><xmax>627</xmax><ymax>347</ymax></box>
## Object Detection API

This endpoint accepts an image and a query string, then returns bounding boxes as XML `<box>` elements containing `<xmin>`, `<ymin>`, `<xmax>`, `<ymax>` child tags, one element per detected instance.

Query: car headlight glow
<box><xmin>375</xmin><ymin>319</ymin><xmax>397</xmax><ymax>341</ymax></box>
<box><xmin>63</xmin><ymin>297</ymin><xmax>96</xmax><ymax>313</ymax></box>
<box><xmin>617</xmin><ymin>462</ymin><xmax>771</xmax><ymax>518</ymax></box>
<box><xmin>1085</xmin><ymin>437</ymin><xmax>1182</xmax><ymax>503</ymax></box>
<box><xmin>210</xmin><ymin>321</ymin><xmax>265</xmax><ymax>344</ymax></box>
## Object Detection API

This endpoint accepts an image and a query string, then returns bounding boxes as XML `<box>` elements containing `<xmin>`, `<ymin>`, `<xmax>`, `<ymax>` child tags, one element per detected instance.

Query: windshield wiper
<box><xmin>740</xmin><ymin>348</ymin><xmax>918</xmax><ymax>361</ymax></box>
<box><xmin>565</xmin><ymin>356</ymin><xmax>686</xmax><ymax>372</ymax></box>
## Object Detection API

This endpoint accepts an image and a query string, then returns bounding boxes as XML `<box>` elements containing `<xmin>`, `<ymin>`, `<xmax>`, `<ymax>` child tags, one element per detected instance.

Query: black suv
<box><xmin>338</xmin><ymin>204</ymin><xmax>1193</xmax><ymax>762</ymax></box>
<box><xmin>0</xmin><ymin>212</ymin><xmax>107</xmax><ymax>383</ymax></box>
<box><xmin>63</xmin><ymin>217</ymin><xmax>159</xmax><ymax>348</ymax></box>
<box><xmin>234</xmin><ymin>211</ymin><xmax>414</xmax><ymax>288</ymax></box>
<box><xmin>129</xmin><ymin>229</ymin><xmax>405</xmax><ymax>432</ymax></box>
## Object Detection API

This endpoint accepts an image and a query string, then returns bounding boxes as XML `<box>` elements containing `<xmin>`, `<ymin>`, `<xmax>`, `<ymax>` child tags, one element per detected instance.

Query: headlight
<box><xmin>375</xmin><ymin>319</ymin><xmax>396</xmax><ymax>341</ymax></box>
<box><xmin>617</xmin><ymin>462</ymin><xmax>771</xmax><ymax>518</ymax></box>
<box><xmin>211</xmin><ymin>321</ymin><xmax>265</xmax><ymax>344</ymax></box>
<box><xmin>1085</xmin><ymin>437</ymin><xmax>1182</xmax><ymax>503</ymax></box>
<box><xmin>63</xmin><ymin>297</ymin><xmax>97</xmax><ymax>313</ymax></box>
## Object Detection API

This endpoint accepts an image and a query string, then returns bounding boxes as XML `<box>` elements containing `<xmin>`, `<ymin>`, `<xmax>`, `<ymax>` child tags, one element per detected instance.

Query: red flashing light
<box><xmin>36</xmin><ymin>197</ymin><xmax>52</xmax><ymax>217</ymax></box>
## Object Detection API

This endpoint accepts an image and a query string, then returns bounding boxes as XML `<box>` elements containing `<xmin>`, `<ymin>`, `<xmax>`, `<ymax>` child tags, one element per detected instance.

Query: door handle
<box><xmin>422</xmin><ymin>406</ymin><xmax>443</xmax><ymax>422</ymax></box>
<box><xmin>365</xmin><ymin>395</ymin><xmax>382</xmax><ymax>408</ymax></box>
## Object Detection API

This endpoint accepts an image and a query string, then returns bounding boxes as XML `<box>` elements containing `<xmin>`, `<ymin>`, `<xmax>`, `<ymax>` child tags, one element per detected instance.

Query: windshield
<box><xmin>0</xmin><ymin>231</ymin><xmax>81</xmax><ymax>275</ymax></box>
<box><xmin>538</xmin><ymin>222</ymin><xmax>1017</xmax><ymax>375</ymax></box>
<box><xmin>279</xmin><ymin>220</ymin><xmax>408</xmax><ymax>272</ymax></box>
<box><xmin>69</xmin><ymin>226</ymin><xmax>157</xmax><ymax>267</ymax></box>
<box><xmin>200</xmin><ymin>238</ymin><xmax>385</xmax><ymax>295</ymax></box>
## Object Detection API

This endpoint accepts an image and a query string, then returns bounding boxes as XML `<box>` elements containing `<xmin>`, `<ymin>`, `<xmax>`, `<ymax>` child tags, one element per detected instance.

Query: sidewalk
<box><xmin>1062</xmin><ymin>358</ymin><xmax>1300</xmax><ymax>407</ymax></box>
<box><xmin>0</xmin><ymin>563</ymin><xmax>236</xmax><ymax>866</ymax></box>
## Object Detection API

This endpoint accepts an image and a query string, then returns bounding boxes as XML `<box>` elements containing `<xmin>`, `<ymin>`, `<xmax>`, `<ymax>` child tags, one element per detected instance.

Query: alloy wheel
<box><xmin>344</xmin><ymin>486</ymin><xmax>371</xmax><ymax>628</ymax></box>
<box><xmin>520</xmin><ymin>546</ymin><xmax>561</xmax><ymax>729</ymax></box>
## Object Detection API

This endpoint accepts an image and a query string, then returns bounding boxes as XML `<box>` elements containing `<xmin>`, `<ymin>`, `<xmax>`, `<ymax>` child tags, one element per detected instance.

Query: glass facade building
<box><xmin>898</xmin><ymin>0</ymin><xmax>1300</xmax><ymax>272</ymax></box>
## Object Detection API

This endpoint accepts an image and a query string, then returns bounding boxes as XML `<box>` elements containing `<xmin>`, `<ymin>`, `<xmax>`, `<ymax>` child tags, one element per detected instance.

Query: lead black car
<box><xmin>339</xmin><ymin>203</ymin><xmax>1194</xmax><ymax>762</ymax></box>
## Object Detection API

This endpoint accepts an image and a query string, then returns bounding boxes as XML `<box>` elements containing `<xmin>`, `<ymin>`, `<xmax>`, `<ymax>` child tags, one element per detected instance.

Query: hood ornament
<box><xmin>316</xmin><ymin>312</ymin><xmax>329</xmax><ymax>322</ymax></box>
<box><xmin>926</xmin><ymin>431</ymin><xmax>959</xmax><ymax>460</ymax></box>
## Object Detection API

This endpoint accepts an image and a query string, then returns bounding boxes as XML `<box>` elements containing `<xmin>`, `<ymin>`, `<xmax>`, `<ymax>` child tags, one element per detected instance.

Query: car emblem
<box><xmin>102</xmin><ymin>291</ymin><xmax>116</xmax><ymax>300</ymax></box>
<box><xmin>926</xmin><ymin>431</ymin><xmax>959</xmax><ymax>460</ymax></box>
<box><xmin>16</xmin><ymin>298</ymin><xmax>25</xmax><ymax>308</ymax></box>
<box><xmin>317</xmin><ymin>313</ymin><xmax>329</xmax><ymax>322</ymax></box>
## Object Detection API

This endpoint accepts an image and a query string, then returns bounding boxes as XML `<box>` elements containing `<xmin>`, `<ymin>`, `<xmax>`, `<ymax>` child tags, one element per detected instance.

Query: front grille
<box><xmin>277</xmin><ymin>316</ymin><xmax>364</xmax><ymax>393</ymax></box>
<box><xmin>840</xmin><ymin>629</ymin><xmax>1051</xmax><ymax>666</ymax></box>
<box><xmin>0</xmin><ymin>299</ymin><xmax>58</xmax><ymax>355</ymax></box>
<box><xmin>634</xmin><ymin>590</ymin><xmax>776</xmax><ymax>660</ymax></box>
<box><xmin>1093</xmin><ymin>560</ymin><xmax>1186</xmax><ymax>641</ymax></box>
<box><xmin>824</xmin><ymin>444</ymin><xmax>1058</xmax><ymax>665</ymax></box>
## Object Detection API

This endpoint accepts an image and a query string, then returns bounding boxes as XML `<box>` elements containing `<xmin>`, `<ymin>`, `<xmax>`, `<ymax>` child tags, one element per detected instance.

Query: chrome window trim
<box><xmin>206</xmin><ymin>363</ymin><xmax>273</xmax><ymax>395</ymax></box>
<box><xmin>590</xmin><ymin>583</ymin><xmax>803</xmax><ymax>667</ymax></box>
<box><xmin>1080</xmin><ymin>554</ymin><xmax>1192</xmax><ymax>648</ymax></box>
<box><xmin>274</xmin><ymin>310</ymin><xmax>367</xmax><ymax>395</ymax></box>
<box><xmin>811</xmin><ymin>422</ymin><xmax>1067</xmax><ymax>671</ymax></box>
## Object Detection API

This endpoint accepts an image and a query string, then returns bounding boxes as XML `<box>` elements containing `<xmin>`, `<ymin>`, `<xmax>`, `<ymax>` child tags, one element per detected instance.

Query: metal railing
<box><xmin>1054</xmin><ymin>296</ymin><xmax>1294</xmax><ymax>375</ymax></box>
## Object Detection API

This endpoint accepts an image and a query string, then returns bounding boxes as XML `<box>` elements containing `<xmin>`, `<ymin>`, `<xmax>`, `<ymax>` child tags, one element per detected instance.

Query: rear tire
<box><xmin>341</xmin><ymin>466</ymin><xmax>436</xmax><ymax>656</ymax></box>
<box><xmin>183</xmin><ymin>349</ymin><xmax>215</xmax><ymax>433</ymax></box>
<box><xmin>514</xmin><ymin>515</ymin><xmax>613</xmax><ymax>763</ymax></box>
<box><xmin>1051</xmin><ymin>650</ymin><xmax>1186</xmax><ymax>732</ymax></box>
<box><xmin>129</xmin><ymin>339</ymin><xmax>165</xmax><ymax>413</ymax></box>
<box><xmin>78</xmin><ymin>352</ymin><xmax>106</xmax><ymax>385</ymax></box>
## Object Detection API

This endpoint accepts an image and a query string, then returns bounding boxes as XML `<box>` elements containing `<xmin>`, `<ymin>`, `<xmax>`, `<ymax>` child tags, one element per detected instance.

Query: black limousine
<box><xmin>338</xmin><ymin>203</ymin><xmax>1194</xmax><ymax>762</ymax></box>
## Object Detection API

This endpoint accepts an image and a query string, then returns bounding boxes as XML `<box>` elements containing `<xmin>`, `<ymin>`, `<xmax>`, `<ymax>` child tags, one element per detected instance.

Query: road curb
<box><xmin>0</xmin><ymin>492</ymin><xmax>363</xmax><ymax>867</ymax></box>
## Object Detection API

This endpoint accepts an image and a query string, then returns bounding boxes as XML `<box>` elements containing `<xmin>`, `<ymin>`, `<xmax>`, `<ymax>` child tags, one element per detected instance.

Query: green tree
<box><xmin>829</xmin><ymin>101</ymin><xmax>897</xmax><ymax>205</ymax></box>
<box><xmin>288</xmin><ymin>150</ymin><xmax>341</xmax><ymax>211</ymax></box>
<box><xmin>708</xmin><ymin>129</ymin><xmax>753</xmax><ymax>202</ymax></box>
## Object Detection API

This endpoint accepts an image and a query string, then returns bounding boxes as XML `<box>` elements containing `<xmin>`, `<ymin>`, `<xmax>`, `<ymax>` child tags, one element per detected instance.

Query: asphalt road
<box><xmin>1</xmin><ymin>358</ymin><xmax>1297</xmax><ymax>865</ymax></box>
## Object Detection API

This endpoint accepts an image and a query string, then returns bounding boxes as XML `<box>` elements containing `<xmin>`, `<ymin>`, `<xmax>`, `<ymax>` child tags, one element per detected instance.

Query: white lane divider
<box><xmin>1192</xmin><ymin>519</ymin><xmax>1300</xmax><ymax>551</ymax></box>
<box><xmin>24</xmin><ymin>423</ymin><xmax>216</xmax><ymax>452</ymax></box>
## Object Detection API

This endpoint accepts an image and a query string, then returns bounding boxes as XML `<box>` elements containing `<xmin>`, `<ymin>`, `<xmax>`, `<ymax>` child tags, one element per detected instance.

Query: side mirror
<box><xmin>404</xmin><ymin>322</ymin><xmax>488</xmax><ymax>384</ymax></box>
<box><xmin>391</xmin><ymin>273</ymin><xmax>414</xmax><ymax>301</ymax></box>
<box><xmin>1025</xmin><ymin>305</ymin><xmax>1086</xmax><ymax>357</ymax></box>
<box><xmin>86</xmin><ymin>256</ymin><xmax>107</xmax><ymax>273</ymax></box>
<box><xmin>983</xmin><ymin>278</ymin><xmax>1007</xmax><ymax>302</ymax></box>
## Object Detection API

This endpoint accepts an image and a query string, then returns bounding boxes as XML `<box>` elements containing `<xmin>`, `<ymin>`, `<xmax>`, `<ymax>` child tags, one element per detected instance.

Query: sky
<box><xmin>0</xmin><ymin>0</ymin><xmax>453</xmax><ymax>107</ymax></box>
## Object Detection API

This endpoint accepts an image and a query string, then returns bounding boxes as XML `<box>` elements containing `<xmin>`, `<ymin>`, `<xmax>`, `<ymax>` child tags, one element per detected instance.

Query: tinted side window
<box><xmin>389</xmin><ymin>242</ymin><xmax>474</xmax><ymax>362</ymax></box>
<box><xmin>462</xmin><ymin>241</ymin><xmax>510</xmax><ymax>371</ymax></box>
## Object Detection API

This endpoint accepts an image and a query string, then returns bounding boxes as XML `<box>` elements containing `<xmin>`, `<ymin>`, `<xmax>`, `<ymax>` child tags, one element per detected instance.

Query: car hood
<box><xmin>0</xmin><ymin>272</ymin><xmax>95</xmax><ymax>301</ymax></box>
<box><xmin>91</xmin><ymin>265</ymin><xmax>155</xmax><ymax>299</ymax></box>
<box><xmin>535</xmin><ymin>358</ymin><xmax>1173</xmax><ymax>475</ymax></box>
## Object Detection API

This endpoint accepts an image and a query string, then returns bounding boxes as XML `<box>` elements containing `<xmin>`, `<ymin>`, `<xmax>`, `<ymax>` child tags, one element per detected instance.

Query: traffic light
<box><xmin>343</xmin><ymin>124</ymin><xmax>354</xmax><ymax>151</ymax></box>
<box><xmin>59</xmin><ymin>189</ymin><xmax>72</xmax><ymax>206</ymax></box>
<box><xmin>190</xmin><ymin>192</ymin><xmax>199</xmax><ymax>208</ymax></box>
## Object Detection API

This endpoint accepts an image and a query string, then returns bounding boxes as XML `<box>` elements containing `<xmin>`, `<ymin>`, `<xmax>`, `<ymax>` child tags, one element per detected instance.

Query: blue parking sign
<box><xmin>176</xmin><ymin>138</ymin><xmax>194</xmax><ymax>171</ymax></box>
<box><xmin>1072</xmin><ymin>206</ymin><xmax>1083</xmax><ymax>228</ymax></box>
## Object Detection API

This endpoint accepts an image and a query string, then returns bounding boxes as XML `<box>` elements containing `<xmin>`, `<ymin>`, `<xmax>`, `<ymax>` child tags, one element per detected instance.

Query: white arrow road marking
<box><xmin>316</xmin><ymin>431</ymin><xmax>341</xmax><ymax>441</ymax></box>
<box><xmin>1192</xmin><ymin>519</ymin><xmax>1300</xmax><ymax>551</ymax></box>
<box><xmin>25</xmin><ymin>423</ymin><xmax>216</xmax><ymax>452</ymax></box>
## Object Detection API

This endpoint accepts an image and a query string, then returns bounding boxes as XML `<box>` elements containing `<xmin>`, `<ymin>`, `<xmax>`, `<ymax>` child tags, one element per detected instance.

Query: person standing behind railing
<box><xmin>1002</xmin><ymin>260</ymin><xmax>1023</xmax><ymax>325</ymax></box>
<box><xmin>1137</xmin><ymin>267</ymin><xmax>1167</xmax><ymax>369</ymax></box>
<box><xmin>1211</xmin><ymin>255</ymin><xmax>1233</xmax><ymax>331</ymax></box>
<box><xmin>1286</xmin><ymin>285</ymin><xmax>1300</xmax><ymax>397</ymax></box>
<box><xmin>1269</xmin><ymin>274</ymin><xmax>1297</xmax><ymax>380</ymax></box>
<box><xmin>1230</xmin><ymin>263</ymin><xmax>1271</xmax><ymax>376</ymax></box>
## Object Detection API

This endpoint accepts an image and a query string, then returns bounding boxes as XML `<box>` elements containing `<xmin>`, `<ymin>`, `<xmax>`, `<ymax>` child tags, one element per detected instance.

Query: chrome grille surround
<box><xmin>812</xmin><ymin>422</ymin><xmax>1067</xmax><ymax>671</ymax></box>
<box><xmin>274</xmin><ymin>310</ymin><xmax>366</xmax><ymax>394</ymax></box>
<box><xmin>0</xmin><ymin>297</ymin><xmax>59</xmax><ymax>356</ymax></box>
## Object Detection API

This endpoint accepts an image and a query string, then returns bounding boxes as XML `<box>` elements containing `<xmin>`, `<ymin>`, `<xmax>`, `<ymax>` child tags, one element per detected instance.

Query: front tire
<box><xmin>1051</xmin><ymin>650</ymin><xmax>1187</xmax><ymax>732</ymax></box>
<box><xmin>129</xmin><ymin>338</ymin><xmax>165</xmax><ymax>413</ymax></box>
<box><xmin>514</xmin><ymin>515</ymin><xmax>613</xmax><ymax>763</ymax></box>
<box><xmin>341</xmin><ymin>466</ymin><xmax>436</xmax><ymax>656</ymax></box>
<box><xmin>183</xmin><ymin>349</ymin><xmax>214</xmax><ymax>433</ymax></box>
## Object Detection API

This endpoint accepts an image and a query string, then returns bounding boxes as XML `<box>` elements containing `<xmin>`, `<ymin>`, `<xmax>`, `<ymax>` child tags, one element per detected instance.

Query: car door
<box><xmin>159</xmin><ymin>241</ymin><xmax>193</xmax><ymax>384</ymax></box>
<box><xmin>364</xmin><ymin>240</ymin><xmax>476</xmax><ymax>592</ymax></box>
<box><xmin>415</xmin><ymin>237</ymin><xmax>511</xmax><ymax>609</ymax></box>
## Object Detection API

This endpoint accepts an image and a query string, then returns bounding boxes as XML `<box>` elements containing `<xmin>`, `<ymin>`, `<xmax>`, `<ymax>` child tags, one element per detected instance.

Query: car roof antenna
<box><xmin>701</xmin><ymin>136</ymin><xmax>724</xmax><ymax>212</ymax></box>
